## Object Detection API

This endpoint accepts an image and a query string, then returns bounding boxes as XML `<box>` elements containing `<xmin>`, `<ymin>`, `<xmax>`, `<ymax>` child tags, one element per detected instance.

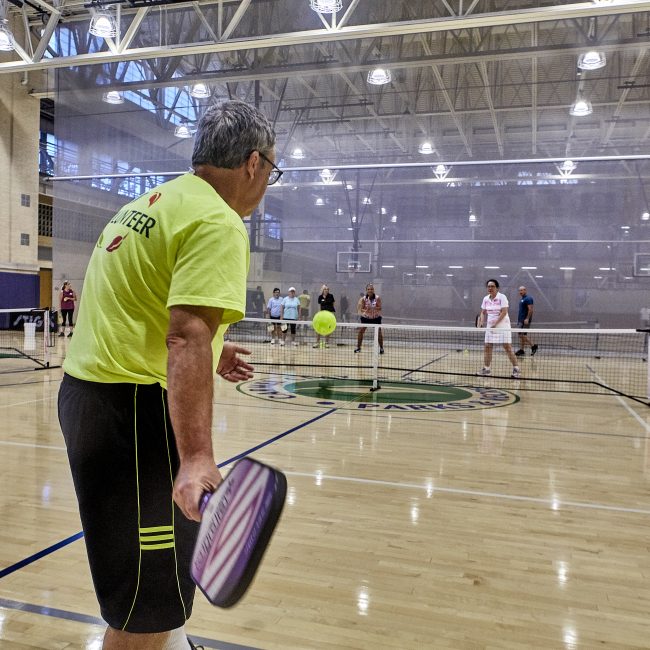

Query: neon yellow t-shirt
<box><xmin>64</xmin><ymin>173</ymin><xmax>250</xmax><ymax>387</ymax></box>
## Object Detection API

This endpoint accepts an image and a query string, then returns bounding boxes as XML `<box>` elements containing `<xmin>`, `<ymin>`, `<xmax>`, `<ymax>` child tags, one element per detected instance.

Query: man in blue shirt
<box><xmin>266</xmin><ymin>287</ymin><xmax>284</xmax><ymax>345</ymax></box>
<box><xmin>515</xmin><ymin>286</ymin><xmax>538</xmax><ymax>356</ymax></box>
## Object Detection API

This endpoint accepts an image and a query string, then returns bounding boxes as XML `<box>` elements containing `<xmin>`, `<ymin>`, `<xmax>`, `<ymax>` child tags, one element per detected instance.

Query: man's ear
<box><xmin>245</xmin><ymin>151</ymin><xmax>258</xmax><ymax>180</ymax></box>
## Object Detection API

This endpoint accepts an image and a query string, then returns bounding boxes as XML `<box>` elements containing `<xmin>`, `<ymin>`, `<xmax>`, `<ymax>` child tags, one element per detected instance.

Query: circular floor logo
<box><xmin>237</xmin><ymin>376</ymin><xmax>518</xmax><ymax>411</ymax></box>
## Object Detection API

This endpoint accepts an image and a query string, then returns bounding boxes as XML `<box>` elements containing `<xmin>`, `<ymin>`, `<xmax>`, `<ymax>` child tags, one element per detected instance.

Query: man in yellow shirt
<box><xmin>58</xmin><ymin>101</ymin><xmax>281</xmax><ymax>649</ymax></box>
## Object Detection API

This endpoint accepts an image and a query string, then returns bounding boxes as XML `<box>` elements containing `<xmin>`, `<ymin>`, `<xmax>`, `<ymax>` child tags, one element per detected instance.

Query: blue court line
<box><xmin>218</xmin><ymin>407</ymin><xmax>337</xmax><ymax>467</ymax></box>
<box><xmin>0</xmin><ymin>532</ymin><xmax>84</xmax><ymax>579</ymax></box>
<box><xmin>0</xmin><ymin>407</ymin><xmax>338</xmax><ymax>580</ymax></box>
<box><xmin>0</xmin><ymin>598</ymin><xmax>261</xmax><ymax>650</ymax></box>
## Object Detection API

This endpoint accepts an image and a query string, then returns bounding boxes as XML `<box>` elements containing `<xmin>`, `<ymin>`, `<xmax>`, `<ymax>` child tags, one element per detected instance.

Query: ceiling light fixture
<box><xmin>433</xmin><ymin>163</ymin><xmax>450</xmax><ymax>180</ymax></box>
<box><xmin>367</xmin><ymin>68</ymin><xmax>392</xmax><ymax>85</ymax></box>
<box><xmin>319</xmin><ymin>168</ymin><xmax>336</xmax><ymax>183</ymax></box>
<box><xmin>557</xmin><ymin>159</ymin><xmax>577</xmax><ymax>176</ymax></box>
<box><xmin>418</xmin><ymin>141</ymin><xmax>434</xmax><ymax>155</ymax></box>
<box><xmin>89</xmin><ymin>9</ymin><xmax>117</xmax><ymax>38</ymax></box>
<box><xmin>290</xmin><ymin>147</ymin><xmax>305</xmax><ymax>160</ymax></box>
<box><xmin>469</xmin><ymin>212</ymin><xmax>478</xmax><ymax>223</ymax></box>
<box><xmin>390</xmin><ymin>215</ymin><xmax>397</xmax><ymax>223</ymax></box>
<box><xmin>309</xmin><ymin>0</ymin><xmax>342</xmax><ymax>14</ymax></box>
<box><xmin>315</xmin><ymin>197</ymin><xmax>324</xmax><ymax>206</ymax></box>
<box><xmin>0</xmin><ymin>19</ymin><xmax>15</xmax><ymax>51</ymax></box>
<box><xmin>570</xmin><ymin>95</ymin><xmax>593</xmax><ymax>117</ymax></box>
<box><xmin>102</xmin><ymin>90</ymin><xmax>124</xmax><ymax>105</ymax></box>
<box><xmin>189</xmin><ymin>82</ymin><xmax>211</xmax><ymax>99</ymax></box>
<box><xmin>577</xmin><ymin>51</ymin><xmax>606</xmax><ymax>71</ymax></box>
<box><xmin>174</xmin><ymin>121</ymin><xmax>195</xmax><ymax>139</ymax></box>
<box><xmin>642</xmin><ymin>211</ymin><xmax>650</xmax><ymax>221</ymax></box>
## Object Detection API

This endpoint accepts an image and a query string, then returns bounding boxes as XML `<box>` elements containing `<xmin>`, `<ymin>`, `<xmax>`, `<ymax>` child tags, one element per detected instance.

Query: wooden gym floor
<box><xmin>1</xmin><ymin>339</ymin><xmax>650</xmax><ymax>649</ymax></box>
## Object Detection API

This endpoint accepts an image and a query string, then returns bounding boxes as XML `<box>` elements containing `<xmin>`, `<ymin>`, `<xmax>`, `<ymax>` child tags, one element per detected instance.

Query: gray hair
<box><xmin>191</xmin><ymin>100</ymin><xmax>276</xmax><ymax>169</ymax></box>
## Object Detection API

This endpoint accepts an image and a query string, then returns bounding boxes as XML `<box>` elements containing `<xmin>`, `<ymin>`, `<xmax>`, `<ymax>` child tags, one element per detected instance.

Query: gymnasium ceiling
<box><xmin>1</xmin><ymin>0</ymin><xmax>650</xmax><ymax>165</ymax></box>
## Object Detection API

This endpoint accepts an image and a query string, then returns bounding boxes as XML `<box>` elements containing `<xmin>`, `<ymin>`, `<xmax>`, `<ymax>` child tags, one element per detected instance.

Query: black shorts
<box><xmin>61</xmin><ymin>309</ymin><xmax>74</xmax><ymax>326</ymax></box>
<box><xmin>58</xmin><ymin>374</ymin><xmax>198</xmax><ymax>633</ymax></box>
<box><xmin>360</xmin><ymin>316</ymin><xmax>382</xmax><ymax>325</ymax></box>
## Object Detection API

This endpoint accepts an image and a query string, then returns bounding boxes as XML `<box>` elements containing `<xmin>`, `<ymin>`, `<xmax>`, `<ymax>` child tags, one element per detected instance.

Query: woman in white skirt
<box><xmin>477</xmin><ymin>279</ymin><xmax>521</xmax><ymax>379</ymax></box>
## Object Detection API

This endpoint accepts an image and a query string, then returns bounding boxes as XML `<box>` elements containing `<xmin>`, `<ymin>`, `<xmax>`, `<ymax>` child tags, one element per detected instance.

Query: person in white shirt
<box><xmin>281</xmin><ymin>287</ymin><xmax>301</xmax><ymax>346</ymax></box>
<box><xmin>476</xmin><ymin>279</ymin><xmax>521</xmax><ymax>379</ymax></box>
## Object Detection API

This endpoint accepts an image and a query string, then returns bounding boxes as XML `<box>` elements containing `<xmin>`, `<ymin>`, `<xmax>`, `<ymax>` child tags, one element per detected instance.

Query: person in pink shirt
<box><xmin>59</xmin><ymin>281</ymin><xmax>77</xmax><ymax>337</ymax></box>
<box><xmin>354</xmin><ymin>283</ymin><xmax>384</xmax><ymax>354</ymax></box>
<box><xmin>476</xmin><ymin>278</ymin><xmax>521</xmax><ymax>379</ymax></box>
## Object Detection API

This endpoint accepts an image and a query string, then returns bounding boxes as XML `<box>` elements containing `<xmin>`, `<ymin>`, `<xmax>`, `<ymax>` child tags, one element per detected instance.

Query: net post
<box><xmin>647</xmin><ymin>345</ymin><xmax>650</xmax><ymax>403</ymax></box>
<box><xmin>44</xmin><ymin>309</ymin><xmax>51</xmax><ymax>367</ymax></box>
<box><xmin>371</xmin><ymin>324</ymin><xmax>379</xmax><ymax>390</ymax></box>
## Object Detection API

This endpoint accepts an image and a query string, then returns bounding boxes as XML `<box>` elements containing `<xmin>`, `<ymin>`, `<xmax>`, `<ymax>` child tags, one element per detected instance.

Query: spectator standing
<box><xmin>313</xmin><ymin>285</ymin><xmax>335</xmax><ymax>348</ymax></box>
<box><xmin>266</xmin><ymin>287</ymin><xmax>284</xmax><ymax>345</ymax></box>
<box><xmin>281</xmin><ymin>287</ymin><xmax>301</xmax><ymax>346</ymax></box>
<box><xmin>59</xmin><ymin>281</ymin><xmax>77</xmax><ymax>337</ymax></box>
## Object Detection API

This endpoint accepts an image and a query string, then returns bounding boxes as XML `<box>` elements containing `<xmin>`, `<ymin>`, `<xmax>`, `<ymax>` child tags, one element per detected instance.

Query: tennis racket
<box><xmin>191</xmin><ymin>457</ymin><xmax>286</xmax><ymax>608</ymax></box>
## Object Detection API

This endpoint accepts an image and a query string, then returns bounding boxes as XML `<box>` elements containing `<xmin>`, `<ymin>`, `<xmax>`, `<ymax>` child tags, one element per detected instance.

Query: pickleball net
<box><xmin>0</xmin><ymin>308</ymin><xmax>53</xmax><ymax>373</ymax></box>
<box><xmin>227</xmin><ymin>318</ymin><xmax>649</xmax><ymax>404</ymax></box>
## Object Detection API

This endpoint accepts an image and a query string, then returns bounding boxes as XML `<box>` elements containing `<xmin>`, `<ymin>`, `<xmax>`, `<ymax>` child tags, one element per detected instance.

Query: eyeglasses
<box><xmin>256</xmin><ymin>151</ymin><xmax>283</xmax><ymax>185</ymax></box>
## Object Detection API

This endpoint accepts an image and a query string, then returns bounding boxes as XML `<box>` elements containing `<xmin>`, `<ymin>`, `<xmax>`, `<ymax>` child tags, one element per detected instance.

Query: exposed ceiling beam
<box><xmin>219</xmin><ymin>0</ymin><xmax>252</xmax><ymax>42</ymax></box>
<box><xmin>25</xmin><ymin>35</ymin><xmax>650</xmax><ymax>94</ymax></box>
<box><xmin>601</xmin><ymin>47</ymin><xmax>649</xmax><ymax>145</ymax></box>
<box><xmin>2</xmin><ymin>1</ymin><xmax>650</xmax><ymax>73</ymax></box>
<box><xmin>117</xmin><ymin>7</ymin><xmax>149</xmax><ymax>53</ymax></box>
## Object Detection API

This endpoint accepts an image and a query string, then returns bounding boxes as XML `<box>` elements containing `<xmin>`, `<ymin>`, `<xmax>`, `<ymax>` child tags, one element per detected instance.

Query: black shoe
<box><xmin>67</xmin><ymin>332</ymin><xmax>73</xmax><ymax>337</ymax></box>
<box><xmin>514</xmin><ymin>349</ymin><xmax>524</xmax><ymax>356</ymax></box>
<box><xmin>354</xmin><ymin>348</ymin><xmax>361</xmax><ymax>353</ymax></box>
<box><xmin>58</xmin><ymin>332</ymin><xmax>65</xmax><ymax>337</ymax></box>
<box><xmin>379</xmin><ymin>348</ymin><xmax>384</xmax><ymax>354</ymax></box>
<box><xmin>531</xmin><ymin>344</ymin><xmax>538</xmax><ymax>356</ymax></box>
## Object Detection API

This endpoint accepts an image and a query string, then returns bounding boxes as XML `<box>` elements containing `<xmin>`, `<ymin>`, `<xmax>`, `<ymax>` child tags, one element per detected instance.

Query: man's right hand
<box><xmin>173</xmin><ymin>455</ymin><xmax>223</xmax><ymax>522</ymax></box>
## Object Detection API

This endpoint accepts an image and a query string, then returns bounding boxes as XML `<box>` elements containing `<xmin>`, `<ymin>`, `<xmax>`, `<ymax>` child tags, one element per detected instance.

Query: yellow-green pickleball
<box><xmin>312</xmin><ymin>311</ymin><xmax>337</xmax><ymax>336</ymax></box>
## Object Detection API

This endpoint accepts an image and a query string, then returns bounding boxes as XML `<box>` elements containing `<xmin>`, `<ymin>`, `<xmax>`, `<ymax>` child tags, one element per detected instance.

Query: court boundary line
<box><xmin>0</xmin><ymin>407</ymin><xmax>339</xmax><ymax>580</ymax></box>
<box><xmin>287</xmin><ymin>471</ymin><xmax>650</xmax><ymax>515</ymax></box>
<box><xmin>0</xmin><ymin>597</ymin><xmax>261</xmax><ymax>650</ymax></box>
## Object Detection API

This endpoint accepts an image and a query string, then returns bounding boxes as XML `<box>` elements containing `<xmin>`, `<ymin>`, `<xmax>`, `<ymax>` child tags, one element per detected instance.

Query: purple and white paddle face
<box><xmin>191</xmin><ymin>457</ymin><xmax>286</xmax><ymax>607</ymax></box>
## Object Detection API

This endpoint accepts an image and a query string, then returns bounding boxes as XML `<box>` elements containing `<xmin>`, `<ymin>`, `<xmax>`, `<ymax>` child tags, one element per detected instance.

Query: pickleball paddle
<box><xmin>191</xmin><ymin>457</ymin><xmax>287</xmax><ymax>608</ymax></box>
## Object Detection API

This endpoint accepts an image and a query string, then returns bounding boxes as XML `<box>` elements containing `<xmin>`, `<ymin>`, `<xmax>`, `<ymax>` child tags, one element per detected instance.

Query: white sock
<box><xmin>161</xmin><ymin>627</ymin><xmax>192</xmax><ymax>650</ymax></box>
